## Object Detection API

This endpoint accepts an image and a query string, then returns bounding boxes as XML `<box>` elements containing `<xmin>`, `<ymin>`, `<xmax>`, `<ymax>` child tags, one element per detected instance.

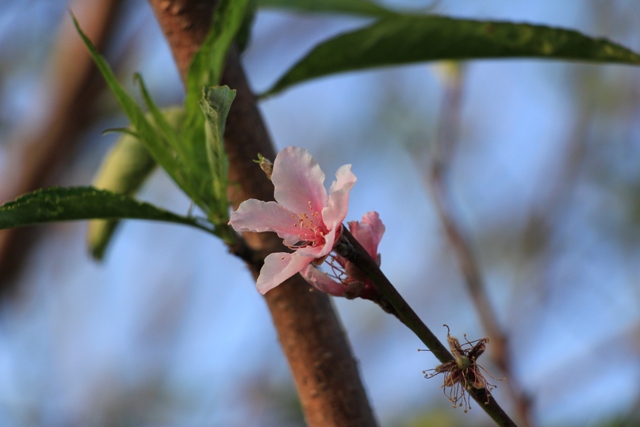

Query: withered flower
<box><xmin>422</xmin><ymin>325</ymin><xmax>502</xmax><ymax>413</ymax></box>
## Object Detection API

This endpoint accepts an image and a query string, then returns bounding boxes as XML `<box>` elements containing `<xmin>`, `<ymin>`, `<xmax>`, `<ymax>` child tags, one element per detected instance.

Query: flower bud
<box><xmin>253</xmin><ymin>153</ymin><xmax>273</xmax><ymax>180</ymax></box>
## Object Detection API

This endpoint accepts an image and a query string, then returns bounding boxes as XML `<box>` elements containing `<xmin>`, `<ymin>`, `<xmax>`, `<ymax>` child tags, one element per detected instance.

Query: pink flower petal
<box><xmin>349</xmin><ymin>211</ymin><xmax>385</xmax><ymax>260</ymax></box>
<box><xmin>294</xmin><ymin>242</ymin><xmax>326</xmax><ymax>258</ymax></box>
<box><xmin>322</xmin><ymin>164</ymin><xmax>356</xmax><ymax>231</ymax></box>
<box><xmin>272</xmin><ymin>147</ymin><xmax>328</xmax><ymax>215</ymax></box>
<box><xmin>300</xmin><ymin>264</ymin><xmax>345</xmax><ymax>296</ymax></box>
<box><xmin>256</xmin><ymin>252</ymin><xmax>313</xmax><ymax>294</ymax></box>
<box><xmin>229</xmin><ymin>147</ymin><xmax>361</xmax><ymax>296</ymax></box>
<box><xmin>229</xmin><ymin>199</ymin><xmax>300</xmax><ymax>246</ymax></box>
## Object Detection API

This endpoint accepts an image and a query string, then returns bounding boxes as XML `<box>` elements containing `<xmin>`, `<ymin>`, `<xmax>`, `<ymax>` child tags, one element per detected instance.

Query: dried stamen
<box><xmin>421</xmin><ymin>325</ymin><xmax>504</xmax><ymax>413</ymax></box>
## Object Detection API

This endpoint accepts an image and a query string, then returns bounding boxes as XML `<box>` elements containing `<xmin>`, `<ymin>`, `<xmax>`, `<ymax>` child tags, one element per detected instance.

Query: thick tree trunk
<box><xmin>147</xmin><ymin>1</ymin><xmax>378</xmax><ymax>426</ymax></box>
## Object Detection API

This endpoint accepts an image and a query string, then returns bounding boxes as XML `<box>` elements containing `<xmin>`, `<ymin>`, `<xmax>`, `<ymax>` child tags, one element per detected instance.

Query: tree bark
<box><xmin>147</xmin><ymin>1</ymin><xmax>378</xmax><ymax>426</ymax></box>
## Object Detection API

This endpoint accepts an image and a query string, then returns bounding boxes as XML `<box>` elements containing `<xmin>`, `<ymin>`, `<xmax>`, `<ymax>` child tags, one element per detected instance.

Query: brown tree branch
<box><xmin>0</xmin><ymin>0</ymin><xmax>124</xmax><ymax>295</ymax></box>
<box><xmin>147</xmin><ymin>1</ymin><xmax>378</xmax><ymax>425</ymax></box>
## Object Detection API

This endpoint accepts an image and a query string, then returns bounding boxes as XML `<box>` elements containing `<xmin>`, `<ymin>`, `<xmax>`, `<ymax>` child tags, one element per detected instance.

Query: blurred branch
<box><xmin>146</xmin><ymin>1</ymin><xmax>378</xmax><ymax>426</ymax></box>
<box><xmin>419</xmin><ymin>64</ymin><xmax>534</xmax><ymax>427</ymax></box>
<box><xmin>514</xmin><ymin>87</ymin><xmax>588</xmax><ymax>301</ymax></box>
<box><xmin>0</xmin><ymin>0</ymin><xmax>124</xmax><ymax>295</ymax></box>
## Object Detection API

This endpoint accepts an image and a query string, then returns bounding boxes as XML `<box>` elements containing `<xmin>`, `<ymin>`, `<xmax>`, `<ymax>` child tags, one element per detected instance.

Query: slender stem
<box><xmin>336</xmin><ymin>228</ymin><xmax>518</xmax><ymax>427</ymax></box>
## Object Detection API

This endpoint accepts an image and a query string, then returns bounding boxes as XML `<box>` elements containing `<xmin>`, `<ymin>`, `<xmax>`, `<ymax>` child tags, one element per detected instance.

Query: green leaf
<box><xmin>88</xmin><ymin>107</ymin><xmax>186</xmax><ymax>260</ymax></box>
<box><xmin>185</xmin><ymin>0</ymin><xmax>251</xmax><ymax>117</ymax></box>
<box><xmin>71</xmin><ymin>14</ymin><xmax>198</xmax><ymax>204</ymax></box>
<box><xmin>237</xmin><ymin>0</ymin><xmax>258</xmax><ymax>52</ymax></box>
<box><xmin>200</xmin><ymin>86</ymin><xmax>236</xmax><ymax>147</ymax></box>
<box><xmin>199</xmin><ymin>86</ymin><xmax>236</xmax><ymax>225</ymax></box>
<box><xmin>257</xmin><ymin>0</ymin><xmax>394</xmax><ymax>17</ymax></box>
<box><xmin>0</xmin><ymin>187</ymin><xmax>214</xmax><ymax>234</ymax></box>
<box><xmin>92</xmin><ymin>108</ymin><xmax>187</xmax><ymax>195</ymax></box>
<box><xmin>180</xmin><ymin>0</ymin><xmax>251</xmax><ymax>217</ymax></box>
<box><xmin>263</xmin><ymin>15</ymin><xmax>640</xmax><ymax>96</ymax></box>
<box><xmin>135</xmin><ymin>75</ymin><xmax>184</xmax><ymax>159</ymax></box>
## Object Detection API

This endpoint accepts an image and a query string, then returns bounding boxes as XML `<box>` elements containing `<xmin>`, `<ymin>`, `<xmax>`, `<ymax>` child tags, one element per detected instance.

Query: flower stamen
<box><xmin>286</xmin><ymin>208</ymin><xmax>329</xmax><ymax>250</ymax></box>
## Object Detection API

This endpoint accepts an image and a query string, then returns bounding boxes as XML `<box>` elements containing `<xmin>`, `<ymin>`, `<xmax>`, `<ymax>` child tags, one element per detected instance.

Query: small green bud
<box><xmin>254</xmin><ymin>153</ymin><xmax>273</xmax><ymax>180</ymax></box>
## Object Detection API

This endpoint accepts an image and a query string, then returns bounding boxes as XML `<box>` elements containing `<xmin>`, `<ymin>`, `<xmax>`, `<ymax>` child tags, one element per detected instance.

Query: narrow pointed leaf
<box><xmin>236</xmin><ymin>0</ymin><xmax>258</xmax><ymax>52</ymax></box>
<box><xmin>92</xmin><ymin>108</ymin><xmax>186</xmax><ymax>197</ymax></box>
<box><xmin>180</xmin><ymin>0</ymin><xmax>250</xmax><ymax>214</ymax></box>
<box><xmin>264</xmin><ymin>15</ymin><xmax>640</xmax><ymax>96</ymax></box>
<box><xmin>0</xmin><ymin>187</ymin><xmax>214</xmax><ymax>234</ymax></box>
<box><xmin>72</xmin><ymin>14</ymin><xmax>196</xmax><ymax>202</ymax></box>
<box><xmin>258</xmin><ymin>0</ymin><xmax>395</xmax><ymax>17</ymax></box>
<box><xmin>200</xmin><ymin>86</ymin><xmax>236</xmax><ymax>148</ymax></box>
<box><xmin>135</xmin><ymin>75</ymin><xmax>184</xmax><ymax>159</ymax></box>
<box><xmin>185</xmin><ymin>0</ymin><xmax>251</xmax><ymax>116</ymax></box>
<box><xmin>199</xmin><ymin>86</ymin><xmax>236</xmax><ymax>224</ymax></box>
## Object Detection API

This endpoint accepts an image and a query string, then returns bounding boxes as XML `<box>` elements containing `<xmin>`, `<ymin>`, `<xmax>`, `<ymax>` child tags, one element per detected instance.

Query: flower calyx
<box><xmin>300</xmin><ymin>212</ymin><xmax>388</xmax><ymax>306</ymax></box>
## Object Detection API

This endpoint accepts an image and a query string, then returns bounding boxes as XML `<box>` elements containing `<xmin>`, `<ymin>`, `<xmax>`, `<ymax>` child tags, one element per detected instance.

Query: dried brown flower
<box><xmin>421</xmin><ymin>325</ymin><xmax>503</xmax><ymax>413</ymax></box>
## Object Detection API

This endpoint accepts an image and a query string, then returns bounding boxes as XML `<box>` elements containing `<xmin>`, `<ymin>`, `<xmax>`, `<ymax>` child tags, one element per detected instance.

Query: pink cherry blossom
<box><xmin>229</xmin><ymin>146</ymin><xmax>356</xmax><ymax>294</ymax></box>
<box><xmin>300</xmin><ymin>211</ymin><xmax>385</xmax><ymax>299</ymax></box>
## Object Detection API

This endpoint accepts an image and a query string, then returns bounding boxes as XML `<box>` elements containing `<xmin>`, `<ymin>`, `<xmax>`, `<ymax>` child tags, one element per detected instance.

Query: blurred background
<box><xmin>1</xmin><ymin>0</ymin><xmax>639</xmax><ymax>426</ymax></box>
